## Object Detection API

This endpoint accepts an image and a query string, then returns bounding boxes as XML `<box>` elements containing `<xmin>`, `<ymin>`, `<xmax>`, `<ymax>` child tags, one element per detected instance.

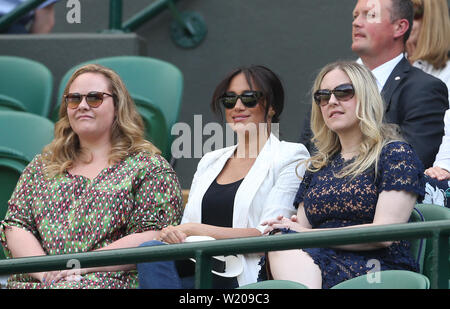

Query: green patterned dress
<box><xmin>0</xmin><ymin>152</ymin><xmax>183</xmax><ymax>289</ymax></box>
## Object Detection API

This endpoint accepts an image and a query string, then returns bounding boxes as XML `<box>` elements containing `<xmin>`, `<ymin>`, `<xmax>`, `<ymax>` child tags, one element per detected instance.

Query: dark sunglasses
<box><xmin>64</xmin><ymin>91</ymin><xmax>114</xmax><ymax>109</ymax></box>
<box><xmin>314</xmin><ymin>83</ymin><xmax>355</xmax><ymax>106</ymax></box>
<box><xmin>218</xmin><ymin>91</ymin><xmax>263</xmax><ymax>109</ymax></box>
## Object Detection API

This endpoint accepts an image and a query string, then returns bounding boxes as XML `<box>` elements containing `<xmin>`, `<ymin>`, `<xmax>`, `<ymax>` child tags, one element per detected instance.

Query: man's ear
<box><xmin>393</xmin><ymin>18</ymin><xmax>409</xmax><ymax>40</ymax></box>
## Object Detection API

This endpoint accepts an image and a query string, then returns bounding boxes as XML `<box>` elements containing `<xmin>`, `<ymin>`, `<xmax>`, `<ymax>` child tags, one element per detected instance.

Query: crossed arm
<box><xmin>261</xmin><ymin>190</ymin><xmax>417</xmax><ymax>251</ymax></box>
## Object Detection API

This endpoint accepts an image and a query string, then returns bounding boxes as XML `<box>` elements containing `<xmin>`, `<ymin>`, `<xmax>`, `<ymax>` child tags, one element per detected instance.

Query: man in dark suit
<box><xmin>300</xmin><ymin>0</ymin><xmax>448</xmax><ymax>168</ymax></box>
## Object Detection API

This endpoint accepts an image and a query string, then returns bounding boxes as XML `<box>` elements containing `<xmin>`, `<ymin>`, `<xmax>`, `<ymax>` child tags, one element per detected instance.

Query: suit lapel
<box><xmin>232</xmin><ymin>135</ymin><xmax>277</xmax><ymax>228</ymax></box>
<box><xmin>381</xmin><ymin>57</ymin><xmax>410</xmax><ymax>112</ymax></box>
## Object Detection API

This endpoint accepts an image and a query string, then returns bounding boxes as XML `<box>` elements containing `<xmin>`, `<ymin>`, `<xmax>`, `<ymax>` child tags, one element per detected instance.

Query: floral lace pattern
<box><xmin>293</xmin><ymin>141</ymin><xmax>424</xmax><ymax>288</ymax></box>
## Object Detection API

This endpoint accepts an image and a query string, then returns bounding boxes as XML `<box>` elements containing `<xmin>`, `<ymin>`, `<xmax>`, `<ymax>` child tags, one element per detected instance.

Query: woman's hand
<box><xmin>31</xmin><ymin>269</ymin><xmax>84</xmax><ymax>286</ymax></box>
<box><xmin>425</xmin><ymin>166</ymin><xmax>450</xmax><ymax>181</ymax></box>
<box><xmin>160</xmin><ymin>225</ymin><xmax>188</xmax><ymax>244</ymax></box>
<box><xmin>261</xmin><ymin>215</ymin><xmax>310</xmax><ymax>235</ymax></box>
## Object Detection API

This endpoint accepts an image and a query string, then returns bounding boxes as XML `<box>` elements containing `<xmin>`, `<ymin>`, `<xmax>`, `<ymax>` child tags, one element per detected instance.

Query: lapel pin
<box><xmin>395</xmin><ymin>76</ymin><xmax>401</xmax><ymax>81</ymax></box>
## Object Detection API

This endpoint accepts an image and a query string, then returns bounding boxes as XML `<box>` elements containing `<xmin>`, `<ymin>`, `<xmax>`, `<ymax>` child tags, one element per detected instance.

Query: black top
<box><xmin>175</xmin><ymin>177</ymin><xmax>243</xmax><ymax>288</ymax></box>
<box><xmin>201</xmin><ymin>178</ymin><xmax>244</xmax><ymax>227</ymax></box>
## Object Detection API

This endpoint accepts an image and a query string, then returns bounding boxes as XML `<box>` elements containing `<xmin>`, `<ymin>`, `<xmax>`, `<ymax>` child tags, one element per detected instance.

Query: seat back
<box><xmin>133</xmin><ymin>95</ymin><xmax>169</xmax><ymax>159</ymax></box>
<box><xmin>0</xmin><ymin>111</ymin><xmax>55</xmax><ymax>162</ymax></box>
<box><xmin>0</xmin><ymin>111</ymin><xmax>54</xmax><ymax>259</ymax></box>
<box><xmin>53</xmin><ymin>56</ymin><xmax>183</xmax><ymax>161</ymax></box>
<box><xmin>414</xmin><ymin>203</ymin><xmax>450</xmax><ymax>287</ymax></box>
<box><xmin>237</xmin><ymin>280</ymin><xmax>309</xmax><ymax>289</ymax></box>
<box><xmin>0</xmin><ymin>56</ymin><xmax>53</xmax><ymax>118</ymax></box>
<box><xmin>0</xmin><ymin>152</ymin><xmax>28</xmax><ymax>260</ymax></box>
<box><xmin>0</xmin><ymin>158</ymin><xmax>26</xmax><ymax>220</ymax></box>
<box><xmin>410</xmin><ymin>207</ymin><xmax>426</xmax><ymax>273</ymax></box>
<box><xmin>330</xmin><ymin>270</ymin><xmax>430</xmax><ymax>289</ymax></box>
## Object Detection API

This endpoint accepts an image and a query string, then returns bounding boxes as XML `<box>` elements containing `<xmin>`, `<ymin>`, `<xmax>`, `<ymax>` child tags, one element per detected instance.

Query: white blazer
<box><xmin>181</xmin><ymin>134</ymin><xmax>310</xmax><ymax>286</ymax></box>
<box><xmin>434</xmin><ymin>109</ymin><xmax>450</xmax><ymax>172</ymax></box>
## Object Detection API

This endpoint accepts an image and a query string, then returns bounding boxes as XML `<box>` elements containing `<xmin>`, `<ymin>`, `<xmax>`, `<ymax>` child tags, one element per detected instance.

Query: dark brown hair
<box><xmin>211</xmin><ymin>65</ymin><xmax>284</xmax><ymax>124</ymax></box>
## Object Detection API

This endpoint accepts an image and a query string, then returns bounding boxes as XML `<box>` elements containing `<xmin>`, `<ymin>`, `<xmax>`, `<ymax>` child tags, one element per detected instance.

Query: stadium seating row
<box><xmin>0</xmin><ymin>55</ymin><xmax>184</xmax><ymax>161</ymax></box>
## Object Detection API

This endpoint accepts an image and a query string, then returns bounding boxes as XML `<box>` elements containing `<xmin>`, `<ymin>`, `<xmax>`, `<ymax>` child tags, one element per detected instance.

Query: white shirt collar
<box><xmin>357</xmin><ymin>53</ymin><xmax>404</xmax><ymax>92</ymax></box>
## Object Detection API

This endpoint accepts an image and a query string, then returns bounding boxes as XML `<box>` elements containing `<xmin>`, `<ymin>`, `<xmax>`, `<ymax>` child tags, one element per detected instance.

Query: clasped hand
<box><xmin>35</xmin><ymin>268</ymin><xmax>84</xmax><ymax>286</ymax></box>
<box><xmin>159</xmin><ymin>225</ymin><xmax>188</xmax><ymax>244</ymax></box>
<box><xmin>261</xmin><ymin>215</ymin><xmax>309</xmax><ymax>235</ymax></box>
<box><xmin>424</xmin><ymin>166</ymin><xmax>450</xmax><ymax>181</ymax></box>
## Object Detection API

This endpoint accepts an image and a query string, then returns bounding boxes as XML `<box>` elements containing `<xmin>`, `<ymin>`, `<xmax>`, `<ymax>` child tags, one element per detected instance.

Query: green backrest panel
<box><xmin>415</xmin><ymin>204</ymin><xmax>450</xmax><ymax>221</ymax></box>
<box><xmin>0</xmin><ymin>111</ymin><xmax>54</xmax><ymax>260</ymax></box>
<box><xmin>134</xmin><ymin>95</ymin><xmax>169</xmax><ymax>158</ymax></box>
<box><xmin>330</xmin><ymin>270</ymin><xmax>430</xmax><ymax>289</ymax></box>
<box><xmin>0</xmin><ymin>111</ymin><xmax>54</xmax><ymax>162</ymax></box>
<box><xmin>410</xmin><ymin>208</ymin><xmax>426</xmax><ymax>273</ymax></box>
<box><xmin>414</xmin><ymin>204</ymin><xmax>450</xmax><ymax>287</ymax></box>
<box><xmin>0</xmin><ymin>56</ymin><xmax>53</xmax><ymax>118</ymax></box>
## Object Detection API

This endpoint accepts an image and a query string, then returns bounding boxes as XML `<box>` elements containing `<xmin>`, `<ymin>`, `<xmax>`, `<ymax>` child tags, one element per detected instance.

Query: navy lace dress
<box><xmin>293</xmin><ymin>141</ymin><xmax>425</xmax><ymax>289</ymax></box>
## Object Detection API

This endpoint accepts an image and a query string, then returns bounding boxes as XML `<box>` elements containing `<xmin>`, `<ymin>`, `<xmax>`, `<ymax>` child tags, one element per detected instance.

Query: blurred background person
<box><xmin>407</xmin><ymin>0</ymin><xmax>450</xmax><ymax>100</ymax></box>
<box><xmin>0</xmin><ymin>0</ymin><xmax>58</xmax><ymax>34</ymax></box>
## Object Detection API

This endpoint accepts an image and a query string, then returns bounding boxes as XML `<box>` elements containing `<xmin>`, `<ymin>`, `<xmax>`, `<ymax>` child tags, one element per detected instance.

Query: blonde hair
<box><xmin>42</xmin><ymin>64</ymin><xmax>160</xmax><ymax>177</ymax></box>
<box><xmin>300</xmin><ymin>61</ymin><xmax>401</xmax><ymax>180</ymax></box>
<box><xmin>409</xmin><ymin>0</ymin><xmax>450</xmax><ymax>69</ymax></box>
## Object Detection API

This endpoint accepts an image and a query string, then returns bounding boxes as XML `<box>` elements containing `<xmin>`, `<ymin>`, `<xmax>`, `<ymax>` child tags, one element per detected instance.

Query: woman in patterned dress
<box><xmin>261</xmin><ymin>61</ymin><xmax>424</xmax><ymax>289</ymax></box>
<box><xmin>0</xmin><ymin>64</ymin><xmax>183</xmax><ymax>288</ymax></box>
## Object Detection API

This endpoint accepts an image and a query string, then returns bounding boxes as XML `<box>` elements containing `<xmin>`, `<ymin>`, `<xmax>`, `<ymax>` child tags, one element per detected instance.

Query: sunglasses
<box><xmin>218</xmin><ymin>91</ymin><xmax>263</xmax><ymax>109</ymax></box>
<box><xmin>314</xmin><ymin>83</ymin><xmax>355</xmax><ymax>106</ymax></box>
<box><xmin>64</xmin><ymin>91</ymin><xmax>114</xmax><ymax>109</ymax></box>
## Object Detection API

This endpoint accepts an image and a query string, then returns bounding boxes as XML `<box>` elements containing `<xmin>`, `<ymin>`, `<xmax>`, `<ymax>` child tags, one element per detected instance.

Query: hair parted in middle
<box><xmin>210</xmin><ymin>65</ymin><xmax>285</xmax><ymax>124</ymax></box>
<box><xmin>42</xmin><ymin>63</ymin><xmax>160</xmax><ymax>177</ymax></box>
<box><xmin>303</xmin><ymin>61</ymin><xmax>402</xmax><ymax>180</ymax></box>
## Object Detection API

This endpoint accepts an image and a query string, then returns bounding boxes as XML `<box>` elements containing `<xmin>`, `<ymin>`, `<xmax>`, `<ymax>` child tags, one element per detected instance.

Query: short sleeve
<box><xmin>128</xmin><ymin>154</ymin><xmax>183</xmax><ymax>234</ymax></box>
<box><xmin>293</xmin><ymin>169</ymin><xmax>314</xmax><ymax>208</ymax></box>
<box><xmin>376</xmin><ymin>142</ymin><xmax>425</xmax><ymax>199</ymax></box>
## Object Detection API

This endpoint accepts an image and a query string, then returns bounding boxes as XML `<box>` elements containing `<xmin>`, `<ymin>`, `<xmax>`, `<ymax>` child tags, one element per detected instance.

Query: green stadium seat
<box><xmin>133</xmin><ymin>95</ymin><xmax>169</xmax><ymax>158</ymax></box>
<box><xmin>237</xmin><ymin>280</ymin><xmax>309</xmax><ymax>289</ymax></box>
<box><xmin>330</xmin><ymin>270</ymin><xmax>430</xmax><ymax>289</ymax></box>
<box><xmin>0</xmin><ymin>111</ymin><xmax>54</xmax><ymax>162</ymax></box>
<box><xmin>410</xmin><ymin>207</ymin><xmax>426</xmax><ymax>273</ymax></box>
<box><xmin>0</xmin><ymin>56</ymin><xmax>53</xmax><ymax>118</ymax></box>
<box><xmin>0</xmin><ymin>111</ymin><xmax>54</xmax><ymax>259</ymax></box>
<box><xmin>413</xmin><ymin>204</ymin><xmax>450</xmax><ymax>288</ymax></box>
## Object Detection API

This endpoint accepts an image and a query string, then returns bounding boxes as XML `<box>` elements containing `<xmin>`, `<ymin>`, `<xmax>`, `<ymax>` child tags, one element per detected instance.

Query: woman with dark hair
<box><xmin>137</xmin><ymin>65</ymin><xmax>309</xmax><ymax>288</ymax></box>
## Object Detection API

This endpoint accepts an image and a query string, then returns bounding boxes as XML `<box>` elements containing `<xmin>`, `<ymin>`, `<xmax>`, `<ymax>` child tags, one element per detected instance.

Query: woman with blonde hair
<box><xmin>261</xmin><ymin>61</ymin><xmax>425</xmax><ymax>289</ymax></box>
<box><xmin>0</xmin><ymin>64</ymin><xmax>183</xmax><ymax>288</ymax></box>
<box><xmin>407</xmin><ymin>0</ymin><xmax>450</xmax><ymax>97</ymax></box>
